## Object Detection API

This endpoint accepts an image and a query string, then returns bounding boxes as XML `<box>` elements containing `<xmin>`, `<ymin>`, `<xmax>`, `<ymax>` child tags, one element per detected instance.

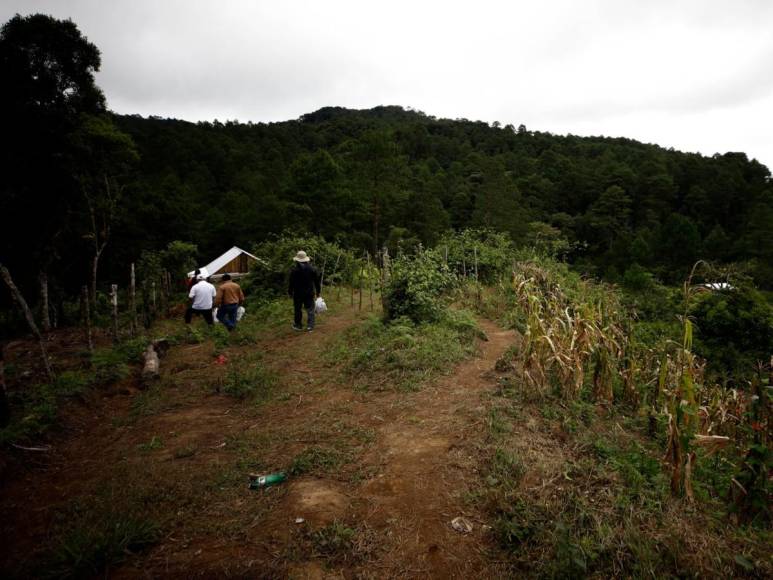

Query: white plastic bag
<box><xmin>236</xmin><ymin>306</ymin><xmax>246</xmax><ymax>321</ymax></box>
<box><xmin>315</xmin><ymin>297</ymin><xmax>327</xmax><ymax>314</ymax></box>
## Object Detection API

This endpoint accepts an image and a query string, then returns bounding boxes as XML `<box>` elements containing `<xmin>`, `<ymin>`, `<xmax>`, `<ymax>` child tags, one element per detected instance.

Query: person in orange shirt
<box><xmin>215</xmin><ymin>274</ymin><xmax>245</xmax><ymax>331</ymax></box>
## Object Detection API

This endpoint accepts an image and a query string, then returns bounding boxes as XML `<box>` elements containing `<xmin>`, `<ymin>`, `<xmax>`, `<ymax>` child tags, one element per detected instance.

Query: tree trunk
<box><xmin>129</xmin><ymin>263</ymin><xmax>137</xmax><ymax>336</ymax></box>
<box><xmin>367</xmin><ymin>253</ymin><xmax>374</xmax><ymax>311</ymax></box>
<box><xmin>358</xmin><ymin>258</ymin><xmax>364</xmax><ymax>311</ymax></box>
<box><xmin>110</xmin><ymin>284</ymin><xmax>119</xmax><ymax>343</ymax></box>
<box><xmin>0</xmin><ymin>264</ymin><xmax>54</xmax><ymax>382</ymax></box>
<box><xmin>0</xmin><ymin>344</ymin><xmax>9</xmax><ymax>428</ymax></box>
<box><xmin>91</xmin><ymin>253</ymin><xmax>99</xmax><ymax>309</ymax></box>
<box><xmin>81</xmin><ymin>285</ymin><xmax>93</xmax><ymax>353</ymax></box>
<box><xmin>39</xmin><ymin>271</ymin><xmax>51</xmax><ymax>332</ymax></box>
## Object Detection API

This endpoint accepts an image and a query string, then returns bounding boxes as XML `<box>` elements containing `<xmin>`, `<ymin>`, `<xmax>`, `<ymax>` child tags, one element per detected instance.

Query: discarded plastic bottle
<box><xmin>249</xmin><ymin>472</ymin><xmax>287</xmax><ymax>489</ymax></box>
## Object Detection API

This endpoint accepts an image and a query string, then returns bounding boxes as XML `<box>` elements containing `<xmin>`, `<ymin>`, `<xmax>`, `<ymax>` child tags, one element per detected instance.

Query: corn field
<box><xmin>506</xmin><ymin>259</ymin><xmax>771</xmax><ymax>519</ymax></box>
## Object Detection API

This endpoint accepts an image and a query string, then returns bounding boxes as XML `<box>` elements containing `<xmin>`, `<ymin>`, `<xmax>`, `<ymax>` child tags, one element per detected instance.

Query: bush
<box><xmin>383</xmin><ymin>248</ymin><xmax>455</xmax><ymax>323</ymax></box>
<box><xmin>690</xmin><ymin>285</ymin><xmax>773</xmax><ymax>381</ymax></box>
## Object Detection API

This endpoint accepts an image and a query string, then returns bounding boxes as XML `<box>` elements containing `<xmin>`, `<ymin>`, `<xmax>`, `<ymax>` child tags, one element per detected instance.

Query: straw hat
<box><xmin>293</xmin><ymin>250</ymin><xmax>311</xmax><ymax>263</ymax></box>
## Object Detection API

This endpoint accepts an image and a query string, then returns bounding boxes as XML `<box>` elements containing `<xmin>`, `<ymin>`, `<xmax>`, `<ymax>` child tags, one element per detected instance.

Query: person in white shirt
<box><xmin>185</xmin><ymin>274</ymin><xmax>217</xmax><ymax>325</ymax></box>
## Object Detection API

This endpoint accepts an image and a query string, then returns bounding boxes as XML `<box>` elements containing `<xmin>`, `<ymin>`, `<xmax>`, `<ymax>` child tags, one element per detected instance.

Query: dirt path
<box><xmin>1</xmin><ymin>308</ymin><xmax>515</xmax><ymax>578</ymax></box>
<box><xmin>277</xmin><ymin>318</ymin><xmax>515</xmax><ymax>579</ymax></box>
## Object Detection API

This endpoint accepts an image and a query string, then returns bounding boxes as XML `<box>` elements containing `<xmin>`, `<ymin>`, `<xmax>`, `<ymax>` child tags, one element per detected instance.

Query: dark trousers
<box><xmin>293</xmin><ymin>294</ymin><xmax>315</xmax><ymax>329</ymax></box>
<box><xmin>185</xmin><ymin>307</ymin><xmax>214</xmax><ymax>325</ymax></box>
<box><xmin>217</xmin><ymin>303</ymin><xmax>239</xmax><ymax>330</ymax></box>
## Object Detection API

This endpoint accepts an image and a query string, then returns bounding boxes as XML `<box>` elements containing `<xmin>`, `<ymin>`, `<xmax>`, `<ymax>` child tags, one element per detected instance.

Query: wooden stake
<box><xmin>129</xmin><ymin>263</ymin><xmax>137</xmax><ymax>336</ymax></box>
<box><xmin>110</xmin><ymin>284</ymin><xmax>119</xmax><ymax>343</ymax></box>
<box><xmin>151</xmin><ymin>281</ymin><xmax>157</xmax><ymax>314</ymax></box>
<box><xmin>0</xmin><ymin>264</ymin><xmax>54</xmax><ymax>381</ymax></box>
<box><xmin>81</xmin><ymin>285</ymin><xmax>93</xmax><ymax>353</ymax></box>
<box><xmin>39</xmin><ymin>271</ymin><xmax>51</xmax><ymax>332</ymax></box>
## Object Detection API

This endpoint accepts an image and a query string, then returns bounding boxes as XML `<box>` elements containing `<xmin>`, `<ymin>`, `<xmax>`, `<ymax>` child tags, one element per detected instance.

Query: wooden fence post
<box><xmin>110</xmin><ymin>284</ymin><xmax>119</xmax><ymax>343</ymax></box>
<box><xmin>0</xmin><ymin>264</ymin><xmax>54</xmax><ymax>381</ymax></box>
<box><xmin>81</xmin><ymin>285</ymin><xmax>93</xmax><ymax>353</ymax></box>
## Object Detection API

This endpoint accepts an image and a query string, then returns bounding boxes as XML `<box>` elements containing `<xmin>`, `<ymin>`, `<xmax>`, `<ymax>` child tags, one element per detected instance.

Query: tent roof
<box><xmin>188</xmin><ymin>246</ymin><xmax>263</xmax><ymax>278</ymax></box>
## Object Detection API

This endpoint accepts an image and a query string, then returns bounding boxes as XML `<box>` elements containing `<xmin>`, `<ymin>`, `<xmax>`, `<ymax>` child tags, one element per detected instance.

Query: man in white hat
<box><xmin>288</xmin><ymin>250</ymin><xmax>321</xmax><ymax>331</ymax></box>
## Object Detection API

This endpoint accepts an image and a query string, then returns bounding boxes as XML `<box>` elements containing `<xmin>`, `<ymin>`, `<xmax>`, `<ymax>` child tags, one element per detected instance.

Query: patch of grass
<box><xmin>487</xmin><ymin>448</ymin><xmax>525</xmax><ymax>489</ymax></box>
<box><xmin>137</xmin><ymin>435</ymin><xmax>163</xmax><ymax>452</ymax></box>
<box><xmin>487</xmin><ymin>407</ymin><xmax>513</xmax><ymax>437</ymax></box>
<box><xmin>91</xmin><ymin>348</ymin><xmax>131</xmax><ymax>384</ymax></box>
<box><xmin>289</xmin><ymin>446</ymin><xmax>349</xmax><ymax>476</ymax></box>
<box><xmin>217</xmin><ymin>360</ymin><xmax>277</xmax><ymax>400</ymax></box>
<box><xmin>325</xmin><ymin>310</ymin><xmax>482</xmax><ymax>391</ymax></box>
<box><xmin>0</xmin><ymin>370</ymin><xmax>91</xmax><ymax>444</ymax></box>
<box><xmin>309</xmin><ymin>521</ymin><xmax>356</xmax><ymax>557</ymax></box>
<box><xmin>44</xmin><ymin>514</ymin><xmax>158</xmax><ymax>578</ymax></box>
<box><xmin>494</xmin><ymin>497</ymin><xmax>549</xmax><ymax>551</ymax></box>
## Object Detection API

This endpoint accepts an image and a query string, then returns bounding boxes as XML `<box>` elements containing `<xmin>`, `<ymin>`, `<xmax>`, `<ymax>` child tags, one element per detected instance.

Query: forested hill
<box><xmin>111</xmin><ymin>105</ymin><xmax>773</xmax><ymax>285</ymax></box>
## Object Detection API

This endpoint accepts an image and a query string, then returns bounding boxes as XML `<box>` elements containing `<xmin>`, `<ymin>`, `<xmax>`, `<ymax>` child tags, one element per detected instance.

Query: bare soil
<box><xmin>0</xmin><ymin>306</ymin><xmax>515</xmax><ymax>578</ymax></box>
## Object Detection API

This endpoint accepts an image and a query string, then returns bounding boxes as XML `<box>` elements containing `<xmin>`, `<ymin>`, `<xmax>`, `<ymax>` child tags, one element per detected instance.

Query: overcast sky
<box><xmin>4</xmin><ymin>0</ymin><xmax>773</xmax><ymax>170</ymax></box>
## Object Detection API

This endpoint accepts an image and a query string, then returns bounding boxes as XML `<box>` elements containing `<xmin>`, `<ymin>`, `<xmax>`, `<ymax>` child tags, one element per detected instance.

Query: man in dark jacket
<box><xmin>288</xmin><ymin>250</ymin><xmax>321</xmax><ymax>331</ymax></box>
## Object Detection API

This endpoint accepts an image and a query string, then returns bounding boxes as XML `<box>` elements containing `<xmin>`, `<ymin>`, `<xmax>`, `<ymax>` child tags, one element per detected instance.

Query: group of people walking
<box><xmin>185</xmin><ymin>250</ymin><xmax>321</xmax><ymax>332</ymax></box>
<box><xmin>186</xmin><ymin>273</ymin><xmax>244</xmax><ymax>331</ymax></box>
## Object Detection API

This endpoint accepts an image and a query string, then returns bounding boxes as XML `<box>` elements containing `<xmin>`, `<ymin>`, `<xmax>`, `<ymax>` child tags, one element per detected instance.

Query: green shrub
<box><xmin>383</xmin><ymin>248</ymin><xmax>455</xmax><ymax>322</ymax></box>
<box><xmin>690</xmin><ymin>285</ymin><xmax>773</xmax><ymax>381</ymax></box>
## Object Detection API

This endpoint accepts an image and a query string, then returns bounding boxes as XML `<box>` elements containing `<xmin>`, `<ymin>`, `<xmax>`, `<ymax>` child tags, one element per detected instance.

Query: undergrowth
<box><xmin>324</xmin><ymin>309</ymin><xmax>483</xmax><ymax>391</ymax></box>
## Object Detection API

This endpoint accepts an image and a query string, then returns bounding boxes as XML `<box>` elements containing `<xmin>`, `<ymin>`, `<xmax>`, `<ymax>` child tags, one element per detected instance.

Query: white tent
<box><xmin>187</xmin><ymin>246</ymin><xmax>265</xmax><ymax>279</ymax></box>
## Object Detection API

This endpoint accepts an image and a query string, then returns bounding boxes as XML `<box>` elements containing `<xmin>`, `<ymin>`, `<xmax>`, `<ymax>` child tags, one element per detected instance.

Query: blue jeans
<box><xmin>217</xmin><ymin>303</ymin><xmax>239</xmax><ymax>330</ymax></box>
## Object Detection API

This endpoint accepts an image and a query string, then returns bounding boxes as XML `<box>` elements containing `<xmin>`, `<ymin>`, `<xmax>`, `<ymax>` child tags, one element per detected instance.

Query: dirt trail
<box><xmin>358</xmin><ymin>320</ymin><xmax>513</xmax><ymax>577</ymax></box>
<box><xmin>280</xmin><ymin>319</ymin><xmax>515</xmax><ymax>578</ymax></box>
<box><xmin>1</xmin><ymin>308</ymin><xmax>515</xmax><ymax>578</ymax></box>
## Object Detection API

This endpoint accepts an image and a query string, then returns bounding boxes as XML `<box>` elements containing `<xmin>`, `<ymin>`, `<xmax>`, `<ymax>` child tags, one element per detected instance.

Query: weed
<box><xmin>45</xmin><ymin>515</ymin><xmax>158</xmax><ymax>578</ymax></box>
<box><xmin>289</xmin><ymin>446</ymin><xmax>349</xmax><ymax>475</ymax></box>
<box><xmin>218</xmin><ymin>361</ymin><xmax>277</xmax><ymax>400</ymax></box>
<box><xmin>488</xmin><ymin>448</ymin><xmax>525</xmax><ymax>488</ymax></box>
<box><xmin>91</xmin><ymin>348</ymin><xmax>130</xmax><ymax>384</ymax></box>
<box><xmin>137</xmin><ymin>435</ymin><xmax>163</xmax><ymax>452</ymax></box>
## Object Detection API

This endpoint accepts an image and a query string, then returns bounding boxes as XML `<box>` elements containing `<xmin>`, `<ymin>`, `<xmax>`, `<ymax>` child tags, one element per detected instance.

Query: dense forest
<box><xmin>2</xmin><ymin>13</ymin><xmax>773</xmax><ymax>323</ymax></box>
